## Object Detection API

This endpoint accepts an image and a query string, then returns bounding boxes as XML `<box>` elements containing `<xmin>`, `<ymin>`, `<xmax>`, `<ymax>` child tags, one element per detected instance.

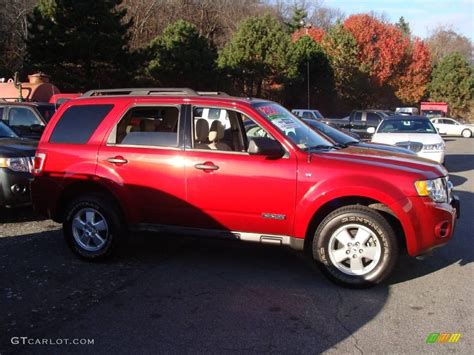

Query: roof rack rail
<box><xmin>196</xmin><ymin>91</ymin><xmax>230</xmax><ymax>97</ymax></box>
<box><xmin>81</xmin><ymin>88</ymin><xmax>199</xmax><ymax>97</ymax></box>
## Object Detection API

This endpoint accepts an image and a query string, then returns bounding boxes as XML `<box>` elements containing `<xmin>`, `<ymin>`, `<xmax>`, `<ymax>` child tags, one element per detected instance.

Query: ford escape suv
<box><xmin>31</xmin><ymin>88</ymin><xmax>460</xmax><ymax>287</ymax></box>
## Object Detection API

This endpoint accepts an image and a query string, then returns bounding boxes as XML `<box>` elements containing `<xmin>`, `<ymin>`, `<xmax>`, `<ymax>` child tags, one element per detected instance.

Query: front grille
<box><xmin>395</xmin><ymin>141</ymin><xmax>423</xmax><ymax>153</ymax></box>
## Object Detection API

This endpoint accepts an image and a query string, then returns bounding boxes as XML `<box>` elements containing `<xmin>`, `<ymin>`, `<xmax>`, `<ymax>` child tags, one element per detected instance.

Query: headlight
<box><xmin>423</xmin><ymin>142</ymin><xmax>445</xmax><ymax>151</ymax></box>
<box><xmin>414</xmin><ymin>177</ymin><xmax>447</xmax><ymax>203</ymax></box>
<box><xmin>0</xmin><ymin>157</ymin><xmax>31</xmax><ymax>172</ymax></box>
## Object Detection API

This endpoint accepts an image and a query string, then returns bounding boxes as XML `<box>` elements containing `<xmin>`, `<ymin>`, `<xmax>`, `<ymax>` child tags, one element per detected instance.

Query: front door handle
<box><xmin>106</xmin><ymin>156</ymin><xmax>128</xmax><ymax>165</ymax></box>
<box><xmin>194</xmin><ymin>162</ymin><xmax>219</xmax><ymax>171</ymax></box>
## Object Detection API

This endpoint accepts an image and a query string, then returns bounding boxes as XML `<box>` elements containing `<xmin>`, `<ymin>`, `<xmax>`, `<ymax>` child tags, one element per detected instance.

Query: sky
<box><xmin>324</xmin><ymin>0</ymin><xmax>474</xmax><ymax>40</ymax></box>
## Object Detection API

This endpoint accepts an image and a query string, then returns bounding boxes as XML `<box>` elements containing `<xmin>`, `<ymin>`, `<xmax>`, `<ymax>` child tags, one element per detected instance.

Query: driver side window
<box><xmin>192</xmin><ymin>107</ymin><xmax>273</xmax><ymax>153</ymax></box>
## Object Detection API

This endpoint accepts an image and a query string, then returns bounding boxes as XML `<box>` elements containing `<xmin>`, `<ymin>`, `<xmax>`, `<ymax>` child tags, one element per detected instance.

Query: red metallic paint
<box><xmin>32</xmin><ymin>95</ymin><xmax>457</xmax><ymax>257</ymax></box>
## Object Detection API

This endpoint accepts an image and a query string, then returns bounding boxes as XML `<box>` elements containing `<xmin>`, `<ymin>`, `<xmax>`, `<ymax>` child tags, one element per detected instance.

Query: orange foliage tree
<box><xmin>394</xmin><ymin>38</ymin><xmax>432</xmax><ymax>104</ymax></box>
<box><xmin>342</xmin><ymin>14</ymin><xmax>432</xmax><ymax>105</ymax></box>
<box><xmin>291</xmin><ymin>27</ymin><xmax>326</xmax><ymax>43</ymax></box>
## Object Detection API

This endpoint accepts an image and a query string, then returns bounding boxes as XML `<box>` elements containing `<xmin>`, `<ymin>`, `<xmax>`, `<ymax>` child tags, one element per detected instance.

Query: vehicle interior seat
<box><xmin>140</xmin><ymin>119</ymin><xmax>156</xmax><ymax>132</ymax></box>
<box><xmin>195</xmin><ymin>119</ymin><xmax>210</xmax><ymax>149</ymax></box>
<box><xmin>208</xmin><ymin>120</ymin><xmax>232</xmax><ymax>151</ymax></box>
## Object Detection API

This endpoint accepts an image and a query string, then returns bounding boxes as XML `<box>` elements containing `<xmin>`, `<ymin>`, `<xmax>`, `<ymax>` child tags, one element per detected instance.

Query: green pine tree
<box><xmin>147</xmin><ymin>20</ymin><xmax>217</xmax><ymax>89</ymax></box>
<box><xmin>218</xmin><ymin>14</ymin><xmax>295</xmax><ymax>96</ymax></box>
<box><xmin>396</xmin><ymin>16</ymin><xmax>411</xmax><ymax>37</ymax></box>
<box><xmin>287</xmin><ymin>5</ymin><xmax>308</xmax><ymax>33</ymax></box>
<box><xmin>428</xmin><ymin>53</ymin><xmax>474</xmax><ymax>117</ymax></box>
<box><xmin>25</xmin><ymin>0</ymin><xmax>132</xmax><ymax>91</ymax></box>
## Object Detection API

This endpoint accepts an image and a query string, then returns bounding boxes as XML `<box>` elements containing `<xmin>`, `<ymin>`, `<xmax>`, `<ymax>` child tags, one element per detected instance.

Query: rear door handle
<box><xmin>194</xmin><ymin>162</ymin><xmax>219</xmax><ymax>171</ymax></box>
<box><xmin>106</xmin><ymin>156</ymin><xmax>128</xmax><ymax>165</ymax></box>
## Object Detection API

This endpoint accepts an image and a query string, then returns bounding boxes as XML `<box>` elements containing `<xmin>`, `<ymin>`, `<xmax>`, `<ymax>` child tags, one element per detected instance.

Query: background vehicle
<box><xmin>302</xmin><ymin>119</ymin><xmax>415</xmax><ymax>155</ymax></box>
<box><xmin>431</xmin><ymin>117</ymin><xmax>473</xmax><ymax>138</ymax></box>
<box><xmin>292</xmin><ymin>109</ymin><xmax>324</xmax><ymax>120</ymax></box>
<box><xmin>0</xmin><ymin>102</ymin><xmax>46</xmax><ymax>139</ymax></box>
<box><xmin>323</xmin><ymin>109</ymin><xmax>394</xmax><ymax>140</ymax></box>
<box><xmin>49</xmin><ymin>93</ymin><xmax>81</xmax><ymax>107</ymax></box>
<box><xmin>420</xmin><ymin>102</ymin><xmax>448</xmax><ymax>118</ymax></box>
<box><xmin>395</xmin><ymin>107</ymin><xmax>418</xmax><ymax>115</ymax></box>
<box><xmin>0</xmin><ymin>121</ymin><xmax>36</xmax><ymax>208</ymax></box>
<box><xmin>32</xmin><ymin>88</ymin><xmax>459</xmax><ymax>288</ymax></box>
<box><xmin>371</xmin><ymin>115</ymin><xmax>445</xmax><ymax>163</ymax></box>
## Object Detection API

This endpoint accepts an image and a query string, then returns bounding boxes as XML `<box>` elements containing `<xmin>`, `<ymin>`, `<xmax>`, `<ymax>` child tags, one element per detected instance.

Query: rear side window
<box><xmin>110</xmin><ymin>106</ymin><xmax>180</xmax><ymax>147</ymax></box>
<box><xmin>50</xmin><ymin>104</ymin><xmax>113</xmax><ymax>144</ymax></box>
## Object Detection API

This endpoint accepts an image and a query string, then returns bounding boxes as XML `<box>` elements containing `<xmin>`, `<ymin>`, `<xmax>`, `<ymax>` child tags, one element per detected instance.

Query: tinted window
<box><xmin>8</xmin><ymin>107</ymin><xmax>43</xmax><ymax>127</ymax></box>
<box><xmin>367</xmin><ymin>112</ymin><xmax>381</xmax><ymax>123</ymax></box>
<box><xmin>443</xmin><ymin>119</ymin><xmax>455</xmax><ymax>125</ymax></box>
<box><xmin>112</xmin><ymin>106</ymin><xmax>179</xmax><ymax>147</ymax></box>
<box><xmin>0</xmin><ymin>107</ymin><xmax>3</xmax><ymax>119</ymax></box>
<box><xmin>50</xmin><ymin>104</ymin><xmax>113</xmax><ymax>144</ymax></box>
<box><xmin>302</xmin><ymin>111</ymin><xmax>314</xmax><ymax>119</ymax></box>
<box><xmin>353</xmin><ymin>112</ymin><xmax>362</xmax><ymax>121</ymax></box>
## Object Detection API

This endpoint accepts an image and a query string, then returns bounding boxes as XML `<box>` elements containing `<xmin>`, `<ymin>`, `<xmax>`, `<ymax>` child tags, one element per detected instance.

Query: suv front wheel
<box><xmin>63</xmin><ymin>194</ymin><xmax>125</xmax><ymax>260</ymax></box>
<box><xmin>313</xmin><ymin>205</ymin><xmax>398</xmax><ymax>288</ymax></box>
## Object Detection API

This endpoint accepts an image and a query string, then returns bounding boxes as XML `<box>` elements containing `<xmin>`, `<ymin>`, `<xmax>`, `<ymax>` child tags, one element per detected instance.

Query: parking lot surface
<box><xmin>0</xmin><ymin>138</ymin><xmax>472</xmax><ymax>354</ymax></box>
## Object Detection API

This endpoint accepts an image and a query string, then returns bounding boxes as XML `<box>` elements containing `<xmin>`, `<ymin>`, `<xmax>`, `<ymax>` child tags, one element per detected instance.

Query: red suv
<box><xmin>31</xmin><ymin>89</ymin><xmax>460</xmax><ymax>287</ymax></box>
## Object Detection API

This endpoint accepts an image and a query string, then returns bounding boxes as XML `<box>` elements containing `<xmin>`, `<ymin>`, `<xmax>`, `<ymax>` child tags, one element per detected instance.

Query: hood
<box><xmin>0</xmin><ymin>137</ymin><xmax>37</xmax><ymax>157</ymax></box>
<box><xmin>371</xmin><ymin>133</ymin><xmax>443</xmax><ymax>146</ymax></box>
<box><xmin>314</xmin><ymin>145</ymin><xmax>446</xmax><ymax>179</ymax></box>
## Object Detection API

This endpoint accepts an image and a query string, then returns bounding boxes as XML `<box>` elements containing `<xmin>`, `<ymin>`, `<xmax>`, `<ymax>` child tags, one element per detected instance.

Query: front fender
<box><xmin>293</xmin><ymin>175</ymin><xmax>413</xmax><ymax>242</ymax></box>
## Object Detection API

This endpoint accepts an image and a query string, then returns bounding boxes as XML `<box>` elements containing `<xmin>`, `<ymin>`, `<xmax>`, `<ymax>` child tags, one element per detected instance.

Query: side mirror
<box><xmin>367</xmin><ymin>127</ymin><xmax>376</xmax><ymax>134</ymax></box>
<box><xmin>248</xmin><ymin>137</ymin><xmax>285</xmax><ymax>158</ymax></box>
<box><xmin>30</xmin><ymin>124</ymin><xmax>44</xmax><ymax>133</ymax></box>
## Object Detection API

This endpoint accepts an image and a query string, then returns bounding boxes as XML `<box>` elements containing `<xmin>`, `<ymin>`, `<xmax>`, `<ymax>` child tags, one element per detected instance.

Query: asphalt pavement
<box><xmin>0</xmin><ymin>137</ymin><xmax>472</xmax><ymax>354</ymax></box>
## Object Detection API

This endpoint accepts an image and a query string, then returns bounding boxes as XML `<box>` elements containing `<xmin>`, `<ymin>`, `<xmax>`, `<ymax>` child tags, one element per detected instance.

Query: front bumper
<box><xmin>402</xmin><ymin>194</ymin><xmax>459</xmax><ymax>256</ymax></box>
<box><xmin>0</xmin><ymin>168</ymin><xmax>33</xmax><ymax>208</ymax></box>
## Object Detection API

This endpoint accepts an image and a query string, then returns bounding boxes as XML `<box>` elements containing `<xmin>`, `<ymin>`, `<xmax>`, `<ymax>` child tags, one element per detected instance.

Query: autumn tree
<box><xmin>344</xmin><ymin>14</ymin><xmax>409</xmax><ymax>87</ymax></box>
<box><xmin>218</xmin><ymin>14</ymin><xmax>295</xmax><ymax>96</ymax></box>
<box><xmin>146</xmin><ymin>20</ymin><xmax>217</xmax><ymax>89</ymax></box>
<box><xmin>25</xmin><ymin>0</ymin><xmax>132</xmax><ymax>90</ymax></box>
<box><xmin>292</xmin><ymin>27</ymin><xmax>326</xmax><ymax>43</ymax></box>
<box><xmin>393</xmin><ymin>38</ymin><xmax>432</xmax><ymax>104</ymax></box>
<box><xmin>427</xmin><ymin>26</ymin><xmax>473</xmax><ymax>64</ymax></box>
<box><xmin>428</xmin><ymin>53</ymin><xmax>474</xmax><ymax>118</ymax></box>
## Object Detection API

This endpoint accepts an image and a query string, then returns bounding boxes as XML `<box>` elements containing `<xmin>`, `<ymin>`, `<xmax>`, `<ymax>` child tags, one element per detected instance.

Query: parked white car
<box><xmin>291</xmin><ymin>109</ymin><xmax>323</xmax><ymax>120</ymax></box>
<box><xmin>370</xmin><ymin>116</ymin><xmax>445</xmax><ymax>164</ymax></box>
<box><xmin>430</xmin><ymin>117</ymin><xmax>473</xmax><ymax>138</ymax></box>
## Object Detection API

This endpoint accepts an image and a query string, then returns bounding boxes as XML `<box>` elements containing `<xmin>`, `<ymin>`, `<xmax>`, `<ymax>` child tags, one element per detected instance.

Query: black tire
<box><xmin>63</xmin><ymin>194</ymin><xmax>126</xmax><ymax>260</ymax></box>
<box><xmin>312</xmin><ymin>205</ymin><xmax>398</xmax><ymax>288</ymax></box>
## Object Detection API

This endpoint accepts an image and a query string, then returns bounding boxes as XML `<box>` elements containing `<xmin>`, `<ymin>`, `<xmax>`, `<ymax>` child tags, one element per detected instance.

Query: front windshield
<box><xmin>254</xmin><ymin>102</ymin><xmax>333</xmax><ymax>150</ymax></box>
<box><xmin>378</xmin><ymin>119</ymin><xmax>437</xmax><ymax>134</ymax></box>
<box><xmin>305</xmin><ymin>120</ymin><xmax>358</xmax><ymax>144</ymax></box>
<box><xmin>0</xmin><ymin>121</ymin><xmax>19</xmax><ymax>138</ymax></box>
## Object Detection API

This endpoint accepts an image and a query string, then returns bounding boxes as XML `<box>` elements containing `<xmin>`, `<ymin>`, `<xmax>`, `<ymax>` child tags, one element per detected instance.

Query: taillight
<box><xmin>33</xmin><ymin>153</ymin><xmax>46</xmax><ymax>175</ymax></box>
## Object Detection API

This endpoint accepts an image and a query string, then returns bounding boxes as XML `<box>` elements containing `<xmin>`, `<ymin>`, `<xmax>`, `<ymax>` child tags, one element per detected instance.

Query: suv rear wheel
<box><xmin>313</xmin><ymin>205</ymin><xmax>398</xmax><ymax>288</ymax></box>
<box><xmin>63</xmin><ymin>194</ymin><xmax>125</xmax><ymax>260</ymax></box>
